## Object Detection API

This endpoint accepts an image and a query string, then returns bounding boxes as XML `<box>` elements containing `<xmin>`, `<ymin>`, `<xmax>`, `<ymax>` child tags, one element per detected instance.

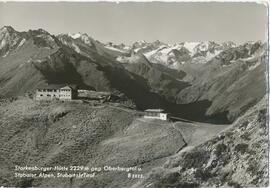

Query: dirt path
<box><xmin>172</xmin><ymin>121</ymin><xmax>228</xmax><ymax>147</ymax></box>
<box><xmin>136</xmin><ymin>117</ymin><xmax>228</xmax><ymax>148</ymax></box>
<box><xmin>126</xmin><ymin>117</ymin><xmax>228</xmax><ymax>150</ymax></box>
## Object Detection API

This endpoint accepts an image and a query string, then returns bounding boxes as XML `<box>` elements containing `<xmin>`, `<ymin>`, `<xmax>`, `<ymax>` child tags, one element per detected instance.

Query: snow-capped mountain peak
<box><xmin>0</xmin><ymin>26</ymin><xmax>24</xmax><ymax>56</ymax></box>
<box><xmin>182</xmin><ymin>42</ymin><xmax>200</xmax><ymax>55</ymax></box>
<box><xmin>0</xmin><ymin>26</ymin><xmax>16</xmax><ymax>34</ymax></box>
<box><xmin>137</xmin><ymin>40</ymin><xmax>147</xmax><ymax>45</ymax></box>
<box><xmin>68</xmin><ymin>32</ymin><xmax>83</xmax><ymax>39</ymax></box>
<box><xmin>67</xmin><ymin>32</ymin><xmax>90</xmax><ymax>40</ymax></box>
<box><xmin>121</xmin><ymin>40</ymin><xmax>258</xmax><ymax>69</ymax></box>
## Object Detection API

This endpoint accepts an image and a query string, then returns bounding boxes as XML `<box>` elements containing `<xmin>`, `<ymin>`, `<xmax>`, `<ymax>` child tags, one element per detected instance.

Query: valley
<box><xmin>0</xmin><ymin>26</ymin><xmax>266</xmax><ymax>124</ymax></box>
<box><xmin>0</xmin><ymin>25</ymin><xmax>267</xmax><ymax>187</ymax></box>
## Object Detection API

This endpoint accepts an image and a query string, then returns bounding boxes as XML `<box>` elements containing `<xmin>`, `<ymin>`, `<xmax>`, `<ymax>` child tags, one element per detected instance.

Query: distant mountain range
<box><xmin>0</xmin><ymin>26</ymin><xmax>267</xmax><ymax>123</ymax></box>
<box><xmin>0</xmin><ymin>26</ymin><xmax>267</xmax><ymax>188</ymax></box>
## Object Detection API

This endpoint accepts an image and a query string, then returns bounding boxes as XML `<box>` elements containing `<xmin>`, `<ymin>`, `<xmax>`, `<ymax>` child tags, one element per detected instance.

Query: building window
<box><xmin>40</xmin><ymin>94</ymin><xmax>43</xmax><ymax>97</ymax></box>
<box><xmin>146</xmin><ymin>112</ymin><xmax>159</xmax><ymax>117</ymax></box>
<box><xmin>47</xmin><ymin>94</ymin><xmax>51</xmax><ymax>97</ymax></box>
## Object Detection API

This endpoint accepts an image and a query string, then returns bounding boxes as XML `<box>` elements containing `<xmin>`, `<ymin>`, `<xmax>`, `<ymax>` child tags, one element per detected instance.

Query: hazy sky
<box><xmin>0</xmin><ymin>2</ymin><xmax>268</xmax><ymax>44</ymax></box>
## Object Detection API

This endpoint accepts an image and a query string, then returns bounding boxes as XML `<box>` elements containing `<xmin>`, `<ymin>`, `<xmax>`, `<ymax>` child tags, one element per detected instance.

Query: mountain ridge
<box><xmin>0</xmin><ymin>26</ymin><xmax>267</xmax><ymax>123</ymax></box>
<box><xmin>0</xmin><ymin>25</ymin><xmax>267</xmax><ymax>188</ymax></box>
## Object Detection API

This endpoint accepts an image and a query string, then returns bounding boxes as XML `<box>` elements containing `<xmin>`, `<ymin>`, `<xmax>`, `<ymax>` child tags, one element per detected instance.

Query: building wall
<box><xmin>35</xmin><ymin>87</ymin><xmax>75</xmax><ymax>101</ymax></box>
<box><xmin>36</xmin><ymin>89</ymin><xmax>60</xmax><ymax>100</ymax></box>
<box><xmin>59</xmin><ymin>88</ymin><xmax>73</xmax><ymax>100</ymax></box>
<box><xmin>144</xmin><ymin>112</ymin><xmax>167</xmax><ymax>120</ymax></box>
<box><xmin>159</xmin><ymin>113</ymin><xmax>168</xmax><ymax>120</ymax></box>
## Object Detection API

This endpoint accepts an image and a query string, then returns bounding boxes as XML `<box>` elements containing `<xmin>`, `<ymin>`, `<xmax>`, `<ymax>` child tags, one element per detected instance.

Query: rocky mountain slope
<box><xmin>133</xmin><ymin>96</ymin><xmax>268</xmax><ymax>188</ymax></box>
<box><xmin>0</xmin><ymin>26</ymin><xmax>172</xmax><ymax>114</ymax></box>
<box><xmin>118</xmin><ymin>40</ymin><xmax>267</xmax><ymax>122</ymax></box>
<box><xmin>117</xmin><ymin>41</ymin><xmax>237</xmax><ymax>68</ymax></box>
<box><xmin>0</xmin><ymin>26</ymin><xmax>267</xmax><ymax>123</ymax></box>
<box><xmin>0</xmin><ymin>26</ymin><xmax>267</xmax><ymax>188</ymax></box>
<box><xmin>177</xmin><ymin>41</ymin><xmax>266</xmax><ymax>122</ymax></box>
<box><xmin>0</xmin><ymin>93</ymin><xmax>266</xmax><ymax>188</ymax></box>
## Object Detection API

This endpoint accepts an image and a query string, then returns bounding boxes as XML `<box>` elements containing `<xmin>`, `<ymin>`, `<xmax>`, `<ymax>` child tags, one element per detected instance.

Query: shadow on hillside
<box><xmin>162</xmin><ymin>100</ymin><xmax>230</xmax><ymax>124</ymax></box>
<box><xmin>99</xmin><ymin>64</ymin><xmax>230</xmax><ymax>125</ymax></box>
<box><xmin>33</xmin><ymin>51</ymin><xmax>230</xmax><ymax>124</ymax></box>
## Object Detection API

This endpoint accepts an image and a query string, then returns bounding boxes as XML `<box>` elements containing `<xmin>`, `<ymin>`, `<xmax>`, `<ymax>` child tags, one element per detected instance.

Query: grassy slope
<box><xmin>0</xmin><ymin>98</ymin><xmax>185</xmax><ymax>188</ymax></box>
<box><xmin>123</xmin><ymin>55</ymin><xmax>190</xmax><ymax>102</ymax></box>
<box><xmin>0</xmin><ymin>39</ymin><xmax>55</xmax><ymax>96</ymax></box>
<box><xmin>1</xmin><ymin>33</ymin><xmax>211</xmax><ymax>123</ymax></box>
<box><xmin>123</xmin><ymin>54</ymin><xmax>266</xmax><ymax>123</ymax></box>
<box><xmin>177</xmin><ymin>56</ymin><xmax>266</xmax><ymax>122</ymax></box>
<box><xmin>134</xmin><ymin>96</ymin><xmax>267</xmax><ymax>188</ymax></box>
<box><xmin>1</xmin><ymin>28</ymin><xmax>266</xmax><ymax>124</ymax></box>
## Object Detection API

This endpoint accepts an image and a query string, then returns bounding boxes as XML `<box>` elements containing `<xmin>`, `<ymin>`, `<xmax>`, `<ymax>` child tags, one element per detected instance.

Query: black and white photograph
<box><xmin>0</xmin><ymin>1</ymin><xmax>268</xmax><ymax>187</ymax></box>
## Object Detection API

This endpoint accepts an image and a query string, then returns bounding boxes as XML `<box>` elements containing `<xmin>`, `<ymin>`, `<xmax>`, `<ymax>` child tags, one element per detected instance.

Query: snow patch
<box><xmin>17</xmin><ymin>39</ymin><xmax>26</xmax><ymax>48</ymax></box>
<box><xmin>116</xmin><ymin>55</ymin><xmax>142</xmax><ymax>64</ymax></box>
<box><xmin>143</xmin><ymin>44</ymin><xmax>186</xmax><ymax>69</ymax></box>
<box><xmin>105</xmin><ymin>46</ymin><xmax>125</xmax><ymax>53</ymax></box>
<box><xmin>80</xmin><ymin>34</ymin><xmax>93</xmax><ymax>46</ymax></box>
<box><xmin>36</xmin><ymin>34</ymin><xmax>54</xmax><ymax>42</ymax></box>
<box><xmin>116</xmin><ymin>56</ymin><xmax>129</xmax><ymax>63</ymax></box>
<box><xmin>159</xmin><ymin>44</ymin><xmax>182</xmax><ymax>54</ymax></box>
<box><xmin>2</xmin><ymin>51</ymin><xmax>9</xmax><ymax>57</ymax></box>
<box><xmin>123</xmin><ymin>46</ymin><xmax>131</xmax><ymax>50</ymax></box>
<box><xmin>72</xmin><ymin>43</ymin><xmax>81</xmax><ymax>53</ymax></box>
<box><xmin>0</xmin><ymin>39</ymin><xmax>7</xmax><ymax>50</ymax></box>
<box><xmin>35</xmin><ymin>59</ymin><xmax>43</xmax><ymax>63</ymax></box>
<box><xmin>134</xmin><ymin>46</ymin><xmax>149</xmax><ymax>53</ymax></box>
<box><xmin>143</xmin><ymin>46</ymin><xmax>165</xmax><ymax>58</ymax></box>
<box><xmin>239</xmin><ymin>55</ymin><xmax>256</xmax><ymax>61</ymax></box>
<box><xmin>183</xmin><ymin>42</ymin><xmax>200</xmax><ymax>55</ymax></box>
<box><xmin>205</xmin><ymin>50</ymin><xmax>221</xmax><ymax>61</ymax></box>
<box><xmin>116</xmin><ymin>56</ymin><xmax>124</xmax><ymax>62</ymax></box>
<box><xmin>248</xmin><ymin>62</ymin><xmax>260</xmax><ymax>71</ymax></box>
<box><xmin>69</xmin><ymin>33</ymin><xmax>82</xmax><ymax>39</ymax></box>
<box><xmin>137</xmin><ymin>40</ymin><xmax>147</xmax><ymax>45</ymax></box>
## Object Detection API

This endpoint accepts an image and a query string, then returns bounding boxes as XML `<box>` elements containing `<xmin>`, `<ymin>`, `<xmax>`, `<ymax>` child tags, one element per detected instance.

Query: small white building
<box><xmin>144</xmin><ymin>109</ymin><xmax>168</xmax><ymax>120</ymax></box>
<box><xmin>36</xmin><ymin>84</ymin><xmax>77</xmax><ymax>101</ymax></box>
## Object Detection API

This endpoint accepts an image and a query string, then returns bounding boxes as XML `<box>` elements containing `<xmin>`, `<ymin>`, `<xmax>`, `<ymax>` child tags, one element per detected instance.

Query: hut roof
<box><xmin>144</xmin><ymin>109</ymin><xmax>165</xmax><ymax>113</ymax></box>
<box><xmin>37</xmin><ymin>84</ymin><xmax>77</xmax><ymax>90</ymax></box>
